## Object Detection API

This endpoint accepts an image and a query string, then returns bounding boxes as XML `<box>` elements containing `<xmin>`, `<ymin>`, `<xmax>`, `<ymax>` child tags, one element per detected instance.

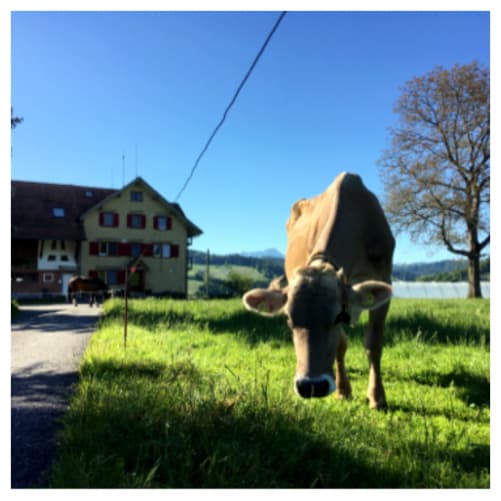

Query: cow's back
<box><xmin>285</xmin><ymin>172</ymin><xmax>394</xmax><ymax>283</ymax></box>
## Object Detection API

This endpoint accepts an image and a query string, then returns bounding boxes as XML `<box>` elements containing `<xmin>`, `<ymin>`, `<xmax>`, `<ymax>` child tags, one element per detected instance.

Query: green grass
<box><xmin>50</xmin><ymin>298</ymin><xmax>490</xmax><ymax>488</ymax></box>
<box><xmin>11</xmin><ymin>300</ymin><xmax>20</xmax><ymax>320</ymax></box>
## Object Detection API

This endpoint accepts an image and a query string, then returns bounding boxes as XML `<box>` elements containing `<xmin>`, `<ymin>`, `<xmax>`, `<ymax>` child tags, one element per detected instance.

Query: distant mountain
<box><xmin>240</xmin><ymin>248</ymin><xmax>285</xmax><ymax>259</ymax></box>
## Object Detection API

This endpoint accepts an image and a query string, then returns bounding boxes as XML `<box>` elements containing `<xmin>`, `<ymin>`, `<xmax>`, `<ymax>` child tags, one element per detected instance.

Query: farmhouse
<box><xmin>11</xmin><ymin>177</ymin><xmax>202</xmax><ymax>299</ymax></box>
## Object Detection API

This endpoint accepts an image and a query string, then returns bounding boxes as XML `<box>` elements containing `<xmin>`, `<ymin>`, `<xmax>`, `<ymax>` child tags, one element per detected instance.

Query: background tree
<box><xmin>379</xmin><ymin>61</ymin><xmax>489</xmax><ymax>297</ymax></box>
<box><xmin>11</xmin><ymin>107</ymin><xmax>23</xmax><ymax>129</ymax></box>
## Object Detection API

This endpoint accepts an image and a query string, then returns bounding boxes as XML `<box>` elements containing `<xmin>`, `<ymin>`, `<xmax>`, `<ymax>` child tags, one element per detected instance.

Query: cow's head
<box><xmin>242</xmin><ymin>262</ymin><xmax>392</xmax><ymax>398</ymax></box>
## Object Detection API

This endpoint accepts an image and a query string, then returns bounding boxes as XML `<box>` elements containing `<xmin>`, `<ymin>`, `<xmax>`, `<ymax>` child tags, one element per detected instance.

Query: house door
<box><xmin>129</xmin><ymin>270</ymin><xmax>144</xmax><ymax>292</ymax></box>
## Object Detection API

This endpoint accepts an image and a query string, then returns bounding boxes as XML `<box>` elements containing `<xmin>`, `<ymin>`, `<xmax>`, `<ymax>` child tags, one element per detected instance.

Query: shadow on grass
<box><xmin>103</xmin><ymin>302</ymin><xmax>291</xmax><ymax>346</ymax></box>
<box><xmin>104</xmin><ymin>299</ymin><xmax>489</xmax><ymax>348</ymax></box>
<box><xmin>80</xmin><ymin>359</ymin><xmax>204</xmax><ymax>386</ymax></box>
<box><xmin>414</xmin><ymin>367</ymin><xmax>490</xmax><ymax>407</ymax></box>
<box><xmin>384</xmin><ymin>312</ymin><xmax>489</xmax><ymax>346</ymax></box>
<box><xmin>52</xmin><ymin>359</ymin><xmax>408</xmax><ymax>488</ymax></box>
<box><xmin>52</xmin><ymin>356</ymin><xmax>490</xmax><ymax>488</ymax></box>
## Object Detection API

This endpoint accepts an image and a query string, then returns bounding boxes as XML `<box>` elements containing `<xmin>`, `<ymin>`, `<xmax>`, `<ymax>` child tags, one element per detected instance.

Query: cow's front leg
<box><xmin>365</xmin><ymin>302</ymin><xmax>390</xmax><ymax>410</ymax></box>
<box><xmin>335</xmin><ymin>328</ymin><xmax>352</xmax><ymax>400</ymax></box>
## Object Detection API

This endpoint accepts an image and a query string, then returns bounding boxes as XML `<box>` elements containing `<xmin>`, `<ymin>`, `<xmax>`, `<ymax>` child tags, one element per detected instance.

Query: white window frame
<box><xmin>153</xmin><ymin>243</ymin><xmax>171</xmax><ymax>258</ymax></box>
<box><xmin>43</xmin><ymin>272</ymin><xmax>54</xmax><ymax>283</ymax></box>
<box><xmin>157</xmin><ymin>216</ymin><xmax>168</xmax><ymax>231</ymax></box>
<box><xmin>99</xmin><ymin>242</ymin><xmax>109</xmax><ymax>256</ymax></box>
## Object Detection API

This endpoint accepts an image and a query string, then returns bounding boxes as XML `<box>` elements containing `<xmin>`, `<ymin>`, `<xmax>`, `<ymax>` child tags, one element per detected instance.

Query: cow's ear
<box><xmin>347</xmin><ymin>281</ymin><xmax>392</xmax><ymax>310</ymax></box>
<box><xmin>243</xmin><ymin>288</ymin><xmax>287</xmax><ymax>316</ymax></box>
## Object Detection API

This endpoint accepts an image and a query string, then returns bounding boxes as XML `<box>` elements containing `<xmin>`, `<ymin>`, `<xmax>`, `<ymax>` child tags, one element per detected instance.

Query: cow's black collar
<box><xmin>307</xmin><ymin>252</ymin><xmax>340</xmax><ymax>270</ymax></box>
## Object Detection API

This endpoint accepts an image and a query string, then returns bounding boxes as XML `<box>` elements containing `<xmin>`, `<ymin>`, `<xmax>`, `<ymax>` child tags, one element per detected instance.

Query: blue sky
<box><xmin>10</xmin><ymin>8</ymin><xmax>490</xmax><ymax>264</ymax></box>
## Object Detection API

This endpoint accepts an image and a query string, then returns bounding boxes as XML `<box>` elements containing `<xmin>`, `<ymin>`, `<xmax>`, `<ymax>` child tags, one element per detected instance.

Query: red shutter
<box><xmin>118</xmin><ymin>243</ymin><xmax>131</xmax><ymax>256</ymax></box>
<box><xmin>167</xmin><ymin>217</ymin><xmax>172</xmax><ymax>230</ymax></box>
<box><xmin>114</xmin><ymin>213</ymin><xmax>119</xmax><ymax>227</ymax></box>
<box><xmin>99</xmin><ymin>213</ymin><xmax>104</xmax><ymax>226</ymax></box>
<box><xmin>89</xmin><ymin>241</ymin><xmax>99</xmax><ymax>255</ymax></box>
<box><xmin>141</xmin><ymin>215</ymin><xmax>146</xmax><ymax>229</ymax></box>
<box><xmin>88</xmin><ymin>270</ymin><xmax>98</xmax><ymax>278</ymax></box>
<box><xmin>127</xmin><ymin>214</ymin><xmax>132</xmax><ymax>228</ymax></box>
<box><xmin>142</xmin><ymin>243</ymin><xmax>153</xmax><ymax>257</ymax></box>
<box><xmin>118</xmin><ymin>271</ymin><xmax>126</xmax><ymax>284</ymax></box>
<box><xmin>153</xmin><ymin>216</ymin><xmax>158</xmax><ymax>230</ymax></box>
<box><xmin>171</xmin><ymin>244</ymin><xmax>179</xmax><ymax>258</ymax></box>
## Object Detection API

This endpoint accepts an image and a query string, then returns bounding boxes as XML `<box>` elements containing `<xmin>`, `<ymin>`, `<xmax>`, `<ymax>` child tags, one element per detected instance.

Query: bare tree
<box><xmin>11</xmin><ymin>107</ymin><xmax>23</xmax><ymax>129</ymax></box>
<box><xmin>379</xmin><ymin>61</ymin><xmax>489</xmax><ymax>297</ymax></box>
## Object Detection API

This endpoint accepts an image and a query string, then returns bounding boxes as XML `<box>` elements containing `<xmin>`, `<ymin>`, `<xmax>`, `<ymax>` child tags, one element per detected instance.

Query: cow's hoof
<box><xmin>367</xmin><ymin>397</ymin><xmax>388</xmax><ymax>411</ymax></box>
<box><xmin>335</xmin><ymin>389</ymin><xmax>352</xmax><ymax>400</ymax></box>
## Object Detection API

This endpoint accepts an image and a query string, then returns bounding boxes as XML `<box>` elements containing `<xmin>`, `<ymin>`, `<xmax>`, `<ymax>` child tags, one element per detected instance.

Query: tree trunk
<box><xmin>467</xmin><ymin>254</ymin><xmax>482</xmax><ymax>298</ymax></box>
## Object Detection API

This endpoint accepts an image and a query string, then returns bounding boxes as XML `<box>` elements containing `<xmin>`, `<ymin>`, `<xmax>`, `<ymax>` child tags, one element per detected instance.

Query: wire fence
<box><xmin>392</xmin><ymin>281</ymin><xmax>490</xmax><ymax>299</ymax></box>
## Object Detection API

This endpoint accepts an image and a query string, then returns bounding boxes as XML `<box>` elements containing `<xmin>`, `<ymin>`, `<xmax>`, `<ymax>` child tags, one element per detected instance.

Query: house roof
<box><xmin>80</xmin><ymin>176</ymin><xmax>203</xmax><ymax>238</ymax></box>
<box><xmin>11</xmin><ymin>177</ymin><xmax>203</xmax><ymax>240</ymax></box>
<box><xmin>11</xmin><ymin>181</ymin><xmax>116</xmax><ymax>240</ymax></box>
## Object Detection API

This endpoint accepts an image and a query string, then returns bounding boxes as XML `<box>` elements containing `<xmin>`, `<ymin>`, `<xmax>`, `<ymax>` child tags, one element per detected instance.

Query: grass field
<box><xmin>188</xmin><ymin>264</ymin><xmax>268</xmax><ymax>297</ymax></box>
<box><xmin>49</xmin><ymin>297</ymin><xmax>490</xmax><ymax>488</ymax></box>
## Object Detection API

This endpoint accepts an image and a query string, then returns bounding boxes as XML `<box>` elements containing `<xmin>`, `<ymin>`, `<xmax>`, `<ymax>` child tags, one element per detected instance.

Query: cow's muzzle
<box><xmin>294</xmin><ymin>375</ymin><xmax>336</xmax><ymax>398</ymax></box>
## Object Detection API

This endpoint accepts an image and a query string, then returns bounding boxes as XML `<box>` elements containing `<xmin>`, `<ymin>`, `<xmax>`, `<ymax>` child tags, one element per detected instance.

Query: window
<box><xmin>51</xmin><ymin>240</ymin><xmax>57</xmax><ymax>250</ymax></box>
<box><xmin>128</xmin><ymin>214</ymin><xmax>145</xmax><ymax>229</ymax></box>
<box><xmin>85</xmin><ymin>191</ymin><xmax>93</xmax><ymax>198</ymax></box>
<box><xmin>60</xmin><ymin>240</ymin><xmax>66</xmax><ymax>250</ymax></box>
<box><xmin>157</xmin><ymin>217</ymin><xmax>167</xmax><ymax>231</ymax></box>
<box><xmin>131</xmin><ymin>243</ymin><xmax>141</xmax><ymax>257</ymax></box>
<box><xmin>108</xmin><ymin>242</ymin><xmax>118</xmax><ymax>256</ymax></box>
<box><xmin>53</xmin><ymin>208</ymin><xmax>65</xmax><ymax>217</ymax></box>
<box><xmin>60</xmin><ymin>255</ymin><xmax>69</xmax><ymax>262</ymax></box>
<box><xmin>94</xmin><ymin>241</ymin><xmax>119</xmax><ymax>257</ymax></box>
<box><xmin>43</xmin><ymin>272</ymin><xmax>54</xmax><ymax>283</ymax></box>
<box><xmin>130</xmin><ymin>191</ymin><xmax>143</xmax><ymax>202</ymax></box>
<box><xmin>162</xmin><ymin>244</ymin><xmax>171</xmax><ymax>258</ymax></box>
<box><xmin>100</xmin><ymin>212</ymin><xmax>118</xmax><ymax>227</ymax></box>
<box><xmin>107</xmin><ymin>271</ymin><xmax>118</xmax><ymax>285</ymax></box>
<box><xmin>99</xmin><ymin>242</ymin><xmax>109</xmax><ymax>256</ymax></box>
<box><xmin>153</xmin><ymin>243</ymin><xmax>179</xmax><ymax>259</ymax></box>
<box><xmin>48</xmin><ymin>255</ymin><xmax>56</xmax><ymax>261</ymax></box>
<box><xmin>154</xmin><ymin>215</ymin><xmax>171</xmax><ymax>231</ymax></box>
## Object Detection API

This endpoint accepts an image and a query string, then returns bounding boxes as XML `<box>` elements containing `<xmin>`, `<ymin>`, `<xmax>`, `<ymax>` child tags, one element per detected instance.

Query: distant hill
<box><xmin>189</xmin><ymin>250</ymin><xmax>490</xmax><ymax>283</ymax></box>
<box><xmin>189</xmin><ymin>250</ymin><xmax>284</xmax><ymax>281</ymax></box>
<box><xmin>392</xmin><ymin>258</ymin><xmax>490</xmax><ymax>282</ymax></box>
<box><xmin>392</xmin><ymin>259</ymin><xmax>467</xmax><ymax>281</ymax></box>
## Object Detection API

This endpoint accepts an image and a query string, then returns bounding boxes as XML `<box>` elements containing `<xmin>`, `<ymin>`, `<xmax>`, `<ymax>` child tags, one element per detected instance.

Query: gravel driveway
<box><xmin>11</xmin><ymin>303</ymin><xmax>102</xmax><ymax>488</ymax></box>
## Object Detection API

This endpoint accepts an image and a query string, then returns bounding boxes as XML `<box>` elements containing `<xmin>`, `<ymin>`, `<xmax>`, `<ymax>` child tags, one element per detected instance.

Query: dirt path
<box><xmin>11</xmin><ymin>303</ymin><xmax>102</xmax><ymax>488</ymax></box>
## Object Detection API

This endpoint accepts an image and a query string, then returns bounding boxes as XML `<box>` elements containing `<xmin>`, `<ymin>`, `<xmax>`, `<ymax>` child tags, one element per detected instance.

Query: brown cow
<box><xmin>243</xmin><ymin>173</ymin><xmax>395</xmax><ymax>409</ymax></box>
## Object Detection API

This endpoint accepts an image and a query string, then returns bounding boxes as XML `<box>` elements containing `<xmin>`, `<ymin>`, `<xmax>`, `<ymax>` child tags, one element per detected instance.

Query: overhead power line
<box><xmin>174</xmin><ymin>11</ymin><xmax>287</xmax><ymax>202</ymax></box>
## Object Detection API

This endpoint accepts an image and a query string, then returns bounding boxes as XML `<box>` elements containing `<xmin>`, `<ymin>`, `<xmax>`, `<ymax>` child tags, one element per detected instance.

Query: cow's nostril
<box><xmin>296</xmin><ymin>378</ymin><xmax>314</xmax><ymax>398</ymax></box>
<box><xmin>295</xmin><ymin>377</ymin><xmax>334</xmax><ymax>398</ymax></box>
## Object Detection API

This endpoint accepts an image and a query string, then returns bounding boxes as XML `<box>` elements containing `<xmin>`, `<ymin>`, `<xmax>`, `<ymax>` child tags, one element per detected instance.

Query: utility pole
<box><xmin>123</xmin><ymin>251</ymin><xmax>144</xmax><ymax>350</ymax></box>
<box><xmin>205</xmin><ymin>249</ymin><xmax>210</xmax><ymax>298</ymax></box>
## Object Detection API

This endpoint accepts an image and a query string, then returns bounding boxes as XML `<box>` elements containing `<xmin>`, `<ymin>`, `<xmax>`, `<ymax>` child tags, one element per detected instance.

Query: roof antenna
<box><xmin>135</xmin><ymin>144</ymin><xmax>138</xmax><ymax>179</ymax></box>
